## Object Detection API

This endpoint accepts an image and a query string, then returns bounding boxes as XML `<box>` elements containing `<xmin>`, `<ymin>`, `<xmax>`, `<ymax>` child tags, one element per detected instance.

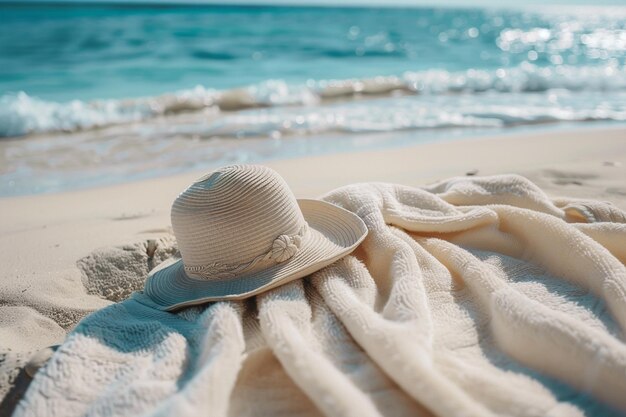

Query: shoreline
<box><xmin>2</xmin><ymin>121</ymin><xmax>625</xmax><ymax>198</ymax></box>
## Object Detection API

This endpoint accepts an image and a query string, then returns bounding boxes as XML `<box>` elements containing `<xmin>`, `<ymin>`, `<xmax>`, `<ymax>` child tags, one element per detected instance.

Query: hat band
<box><xmin>183</xmin><ymin>223</ymin><xmax>309</xmax><ymax>281</ymax></box>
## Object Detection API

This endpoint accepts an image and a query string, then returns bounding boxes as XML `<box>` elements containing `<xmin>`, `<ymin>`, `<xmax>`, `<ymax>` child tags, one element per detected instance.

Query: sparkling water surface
<box><xmin>0</xmin><ymin>3</ymin><xmax>625</xmax><ymax>195</ymax></box>
<box><xmin>1</xmin><ymin>4</ymin><xmax>625</xmax><ymax>102</ymax></box>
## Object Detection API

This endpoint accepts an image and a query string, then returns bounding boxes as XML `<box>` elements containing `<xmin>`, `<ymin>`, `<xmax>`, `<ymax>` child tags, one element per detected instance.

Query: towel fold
<box><xmin>15</xmin><ymin>175</ymin><xmax>626</xmax><ymax>417</ymax></box>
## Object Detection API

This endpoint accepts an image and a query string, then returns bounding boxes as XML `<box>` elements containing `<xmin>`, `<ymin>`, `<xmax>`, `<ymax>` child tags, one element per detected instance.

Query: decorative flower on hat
<box><xmin>270</xmin><ymin>234</ymin><xmax>301</xmax><ymax>263</ymax></box>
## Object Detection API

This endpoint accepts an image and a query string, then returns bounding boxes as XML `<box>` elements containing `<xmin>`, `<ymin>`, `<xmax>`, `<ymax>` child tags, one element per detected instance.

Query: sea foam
<box><xmin>1</xmin><ymin>63</ymin><xmax>625</xmax><ymax>138</ymax></box>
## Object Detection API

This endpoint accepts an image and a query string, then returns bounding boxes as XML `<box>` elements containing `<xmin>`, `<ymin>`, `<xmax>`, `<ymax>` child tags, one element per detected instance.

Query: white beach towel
<box><xmin>14</xmin><ymin>175</ymin><xmax>626</xmax><ymax>417</ymax></box>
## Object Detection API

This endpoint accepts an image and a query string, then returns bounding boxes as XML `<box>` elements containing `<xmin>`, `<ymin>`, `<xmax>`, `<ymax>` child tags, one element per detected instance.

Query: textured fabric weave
<box><xmin>14</xmin><ymin>175</ymin><xmax>626</xmax><ymax>417</ymax></box>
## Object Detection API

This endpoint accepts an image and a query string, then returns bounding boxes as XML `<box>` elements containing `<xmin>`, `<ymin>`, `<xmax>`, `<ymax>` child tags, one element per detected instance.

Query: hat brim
<box><xmin>144</xmin><ymin>199</ymin><xmax>368</xmax><ymax>311</ymax></box>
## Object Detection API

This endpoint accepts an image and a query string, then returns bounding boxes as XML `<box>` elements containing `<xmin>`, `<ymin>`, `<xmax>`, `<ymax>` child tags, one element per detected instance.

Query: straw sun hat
<box><xmin>145</xmin><ymin>164</ymin><xmax>368</xmax><ymax>311</ymax></box>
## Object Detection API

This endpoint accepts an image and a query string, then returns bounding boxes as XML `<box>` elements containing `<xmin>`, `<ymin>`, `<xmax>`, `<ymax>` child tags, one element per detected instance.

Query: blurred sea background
<box><xmin>1</xmin><ymin>2</ymin><xmax>625</xmax><ymax>195</ymax></box>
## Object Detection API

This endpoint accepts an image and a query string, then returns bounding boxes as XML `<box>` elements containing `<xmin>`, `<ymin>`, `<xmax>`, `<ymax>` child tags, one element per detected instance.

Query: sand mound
<box><xmin>77</xmin><ymin>235</ymin><xmax>179</xmax><ymax>303</ymax></box>
<box><xmin>0</xmin><ymin>236</ymin><xmax>179</xmax><ymax>414</ymax></box>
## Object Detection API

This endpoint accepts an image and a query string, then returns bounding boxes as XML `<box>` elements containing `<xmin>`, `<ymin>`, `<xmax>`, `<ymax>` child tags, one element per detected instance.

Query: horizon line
<box><xmin>2</xmin><ymin>0</ymin><xmax>626</xmax><ymax>9</ymax></box>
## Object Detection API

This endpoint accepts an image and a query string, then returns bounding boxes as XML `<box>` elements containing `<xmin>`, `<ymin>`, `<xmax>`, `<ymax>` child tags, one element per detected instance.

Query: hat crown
<box><xmin>171</xmin><ymin>165</ymin><xmax>306</xmax><ymax>279</ymax></box>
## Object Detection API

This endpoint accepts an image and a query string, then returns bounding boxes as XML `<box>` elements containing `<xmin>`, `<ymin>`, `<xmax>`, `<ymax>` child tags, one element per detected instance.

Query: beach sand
<box><xmin>1</xmin><ymin>125</ymin><xmax>625</xmax><ymax>410</ymax></box>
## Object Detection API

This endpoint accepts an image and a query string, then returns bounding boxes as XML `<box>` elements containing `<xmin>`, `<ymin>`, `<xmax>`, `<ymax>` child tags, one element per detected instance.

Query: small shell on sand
<box><xmin>25</xmin><ymin>346</ymin><xmax>58</xmax><ymax>378</ymax></box>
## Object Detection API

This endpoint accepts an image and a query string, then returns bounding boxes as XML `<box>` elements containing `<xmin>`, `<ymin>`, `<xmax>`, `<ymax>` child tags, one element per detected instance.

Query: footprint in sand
<box><xmin>543</xmin><ymin>169</ymin><xmax>597</xmax><ymax>186</ymax></box>
<box><xmin>112</xmin><ymin>212</ymin><xmax>151</xmax><ymax>221</ymax></box>
<box><xmin>606</xmin><ymin>187</ymin><xmax>626</xmax><ymax>197</ymax></box>
<box><xmin>603</xmin><ymin>161</ymin><xmax>622</xmax><ymax>167</ymax></box>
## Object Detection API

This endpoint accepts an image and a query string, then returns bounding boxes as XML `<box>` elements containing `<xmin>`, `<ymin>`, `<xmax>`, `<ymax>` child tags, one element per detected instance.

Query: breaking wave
<box><xmin>1</xmin><ymin>63</ymin><xmax>625</xmax><ymax>138</ymax></box>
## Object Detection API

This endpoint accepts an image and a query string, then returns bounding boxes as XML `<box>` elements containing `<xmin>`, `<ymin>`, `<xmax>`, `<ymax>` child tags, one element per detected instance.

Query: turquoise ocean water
<box><xmin>0</xmin><ymin>3</ymin><xmax>625</xmax><ymax>194</ymax></box>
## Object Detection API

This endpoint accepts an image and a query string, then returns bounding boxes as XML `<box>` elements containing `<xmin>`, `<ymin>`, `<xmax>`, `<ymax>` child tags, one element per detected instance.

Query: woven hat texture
<box><xmin>145</xmin><ymin>164</ymin><xmax>367</xmax><ymax>310</ymax></box>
